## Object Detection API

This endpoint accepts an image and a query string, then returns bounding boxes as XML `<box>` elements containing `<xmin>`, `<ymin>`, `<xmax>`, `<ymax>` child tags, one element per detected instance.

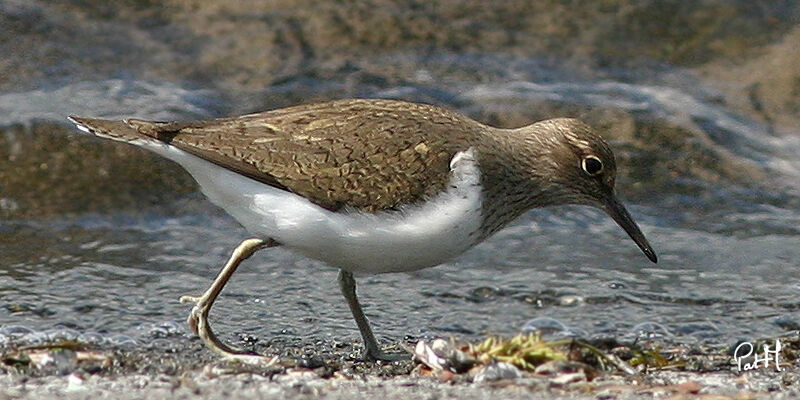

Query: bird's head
<box><xmin>513</xmin><ymin>118</ymin><xmax>658</xmax><ymax>263</ymax></box>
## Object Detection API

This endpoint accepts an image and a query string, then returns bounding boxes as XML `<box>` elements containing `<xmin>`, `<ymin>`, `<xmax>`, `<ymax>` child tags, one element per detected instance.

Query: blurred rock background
<box><xmin>1</xmin><ymin>0</ymin><xmax>798</xmax><ymax>218</ymax></box>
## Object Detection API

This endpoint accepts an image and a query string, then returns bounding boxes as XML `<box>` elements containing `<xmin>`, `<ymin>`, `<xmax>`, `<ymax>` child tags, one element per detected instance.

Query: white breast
<box><xmin>142</xmin><ymin>141</ymin><xmax>484</xmax><ymax>274</ymax></box>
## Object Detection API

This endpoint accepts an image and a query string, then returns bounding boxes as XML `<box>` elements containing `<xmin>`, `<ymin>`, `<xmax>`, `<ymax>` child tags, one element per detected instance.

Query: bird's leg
<box><xmin>179</xmin><ymin>238</ymin><xmax>278</xmax><ymax>365</ymax></box>
<box><xmin>337</xmin><ymin>270</ymin><xmax>409</xmax><ymax>361</ymax></box>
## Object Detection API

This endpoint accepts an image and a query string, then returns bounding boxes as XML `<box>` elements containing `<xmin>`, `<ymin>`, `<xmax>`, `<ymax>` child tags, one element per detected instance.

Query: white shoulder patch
<box><xmin>449</xmin><ymin>147</ymin><xmax>480</xmax><ymax>190</ymax></box>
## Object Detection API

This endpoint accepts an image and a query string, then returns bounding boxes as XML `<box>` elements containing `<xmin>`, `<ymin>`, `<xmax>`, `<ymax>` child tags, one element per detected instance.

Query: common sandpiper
<box><xmin>68</xmin><ymin>99</ymin><xmax>657</xmax><ymax>363</ymax></box>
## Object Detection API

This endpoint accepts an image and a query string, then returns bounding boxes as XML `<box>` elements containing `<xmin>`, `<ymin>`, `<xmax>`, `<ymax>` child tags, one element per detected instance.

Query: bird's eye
<box><xmin>581</xmin><ymin>156</ymin><xmax>603</xmax><ymax>176</ymax></box>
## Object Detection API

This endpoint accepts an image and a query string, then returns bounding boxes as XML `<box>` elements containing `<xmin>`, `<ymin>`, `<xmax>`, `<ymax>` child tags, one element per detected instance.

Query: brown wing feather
<box><xmin>125</xmin><ymin>99</ymin><xmax>484</xmax><ymax>212</ymax></box>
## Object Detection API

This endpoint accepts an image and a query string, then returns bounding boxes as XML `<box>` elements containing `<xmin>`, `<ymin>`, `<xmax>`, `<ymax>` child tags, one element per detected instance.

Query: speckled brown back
<box><xmin>123</xmin><ymin>99</ymin><xmax>490</xmax><ymax>212</ymax></box>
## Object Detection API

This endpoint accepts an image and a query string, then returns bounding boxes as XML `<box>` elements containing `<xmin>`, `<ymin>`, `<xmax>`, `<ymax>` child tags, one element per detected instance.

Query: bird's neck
<box><xmin>472</xmin><ymin>126</ymin><xmax>564</xmax><ymax>239</ymax></box>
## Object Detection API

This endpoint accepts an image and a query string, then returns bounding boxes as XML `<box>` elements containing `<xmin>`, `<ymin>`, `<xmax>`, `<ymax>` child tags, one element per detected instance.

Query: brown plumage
<box><xmin>71</xmin><ymin>99</ymin><xmax>489</xmax><ymax>213</ymax></box>
<box><xmin>69</xmin><ymin>99</ymin><xmax>643</xmax><ymax>242</ymax></box>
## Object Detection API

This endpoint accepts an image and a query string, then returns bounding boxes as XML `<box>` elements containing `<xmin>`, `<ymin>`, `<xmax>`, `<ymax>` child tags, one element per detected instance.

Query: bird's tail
<box><xmin>67</xmin><ymin>116</ymin><xmax>154</xmax><ymax>144</ymax></box>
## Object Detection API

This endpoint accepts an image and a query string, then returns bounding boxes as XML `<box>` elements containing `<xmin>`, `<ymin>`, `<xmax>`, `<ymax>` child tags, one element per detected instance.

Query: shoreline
<box><xmin>2</xmin><ymin>334</ymin><xmax>798</xmax><ymax>399</ymax></box>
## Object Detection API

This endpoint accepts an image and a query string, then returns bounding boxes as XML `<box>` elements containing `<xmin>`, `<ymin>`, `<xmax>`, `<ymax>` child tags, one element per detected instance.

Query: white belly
<box><xmin>144</xmin><ymin>142</ymin><xmax>484</xmax><ymax>274</ymax></box>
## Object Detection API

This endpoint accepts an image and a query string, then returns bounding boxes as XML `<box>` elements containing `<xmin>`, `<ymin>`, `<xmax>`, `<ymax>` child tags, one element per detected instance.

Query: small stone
<box><xmin>473</xmin><ymin>361</ymin><xmax>522</xmax><ymax>383</ymax></box>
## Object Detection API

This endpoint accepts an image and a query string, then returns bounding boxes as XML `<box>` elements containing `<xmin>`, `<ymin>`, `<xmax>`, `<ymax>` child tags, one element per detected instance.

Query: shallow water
<box><xmin>2</xmin><ymin>201</ymin><xmax>798</xmax><ymax>349</ymax></box>
<box><xmin>1</xmin><ymin>1</ymin><xmax>799</xmax><ymax>354</ymax></box>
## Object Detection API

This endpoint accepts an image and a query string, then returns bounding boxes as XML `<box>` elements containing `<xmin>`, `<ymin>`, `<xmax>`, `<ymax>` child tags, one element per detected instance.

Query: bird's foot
<box><xmin>179</xmin><ymin>294</ymin><xmax>201</xmax><ymax>335</ymax></box>
<box><xmin>179</xmin><ymin>294</ymin><xmax>277</xmax><ymax>366</ymax></box>
<box><xmin>364</xmin><ymin>347</ymin><xmax>412</xmax><ymax>362</ymax></box>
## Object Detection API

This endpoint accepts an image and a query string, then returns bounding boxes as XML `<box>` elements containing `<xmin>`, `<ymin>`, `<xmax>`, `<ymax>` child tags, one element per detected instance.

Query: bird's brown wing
<box><xmin>87</xmin><ymin>99</ymin><xmax>484</xmax><ymax>212</ymax></box>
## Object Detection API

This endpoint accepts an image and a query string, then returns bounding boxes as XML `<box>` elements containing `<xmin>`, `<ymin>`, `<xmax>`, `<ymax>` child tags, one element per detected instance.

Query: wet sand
<box><xmin>3</xmin><ymin>337</ymin><xmax>800</xmax><ymax>399</ymax></box>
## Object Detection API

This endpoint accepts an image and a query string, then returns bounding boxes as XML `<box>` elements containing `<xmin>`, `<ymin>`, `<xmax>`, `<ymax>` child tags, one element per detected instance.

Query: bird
<box><xmin>68</xmin><ymin>98</ymin><xmax>657</xmax><ymax>363</ymax></box>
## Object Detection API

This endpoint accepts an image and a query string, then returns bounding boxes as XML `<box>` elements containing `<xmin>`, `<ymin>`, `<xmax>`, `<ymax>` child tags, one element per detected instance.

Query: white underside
<box><xmin>81</xmin><ymin>124</ymin><xmax>485</xmax><ymax>274</ymax></box>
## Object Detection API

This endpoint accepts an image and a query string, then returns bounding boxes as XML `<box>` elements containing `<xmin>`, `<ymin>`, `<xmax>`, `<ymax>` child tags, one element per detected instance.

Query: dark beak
<box><xmin>604</xmin><ymin>196</ymin><xmax>658</xmax><ymax>263</ymax></box>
